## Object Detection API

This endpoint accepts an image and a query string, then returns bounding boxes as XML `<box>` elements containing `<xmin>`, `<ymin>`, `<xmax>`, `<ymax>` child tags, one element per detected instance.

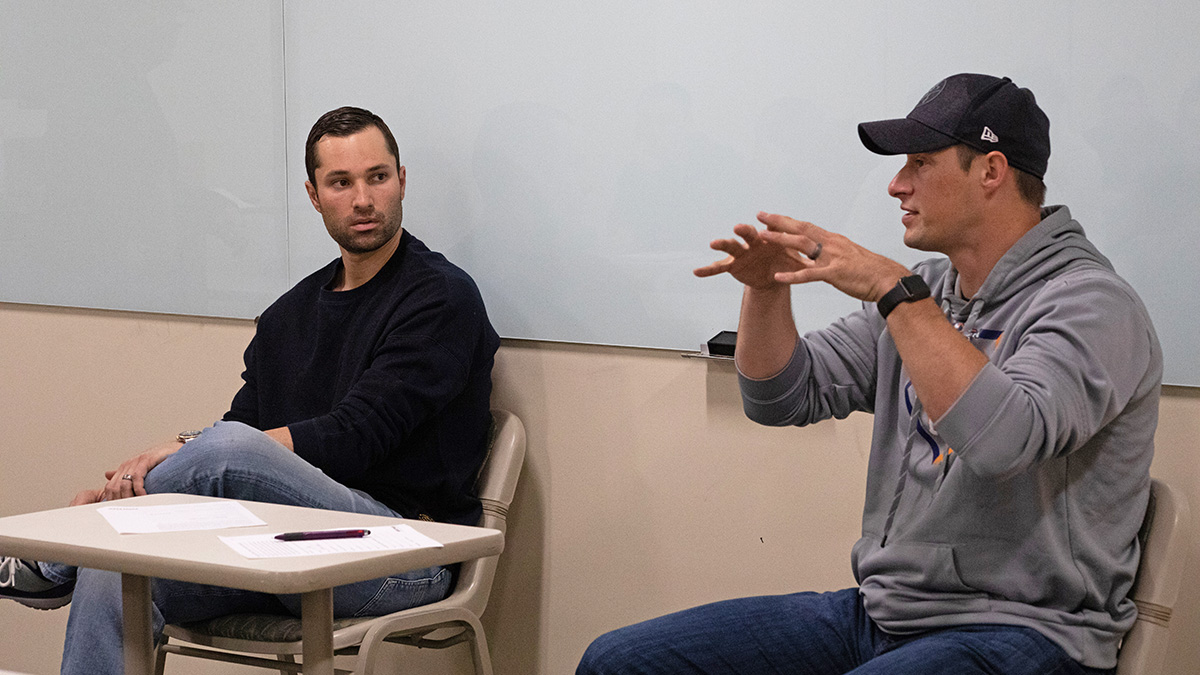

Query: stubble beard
<box><xmin>331</xmin><ymin>200</ymin><xmax>403</xmax><ymax>255</ymax></box>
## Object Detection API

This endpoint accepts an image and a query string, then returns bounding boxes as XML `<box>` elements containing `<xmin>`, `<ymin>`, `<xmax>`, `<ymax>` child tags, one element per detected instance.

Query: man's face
<box><xmin>305</xmin><ymin>126</ymin><xmax>406</xmax><ymax>256</ymax></box>
<box><xmin>887</xmin><ymin>146</ymin><xmax>982</xmax><ymax>254</ymax></box>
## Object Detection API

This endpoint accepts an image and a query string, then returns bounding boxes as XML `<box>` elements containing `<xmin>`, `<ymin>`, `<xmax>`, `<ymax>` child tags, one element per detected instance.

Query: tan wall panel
<box><xmin>1</xmin><ymin>304</ymin><xmax>1196</xmax><ymax>674</ymax></box>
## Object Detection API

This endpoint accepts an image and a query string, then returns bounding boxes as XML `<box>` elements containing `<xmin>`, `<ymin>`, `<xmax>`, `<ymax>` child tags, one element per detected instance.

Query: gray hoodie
<box><xmin>740</xmin><ymin>205</ymin><xmax>1162</xmax><ymax>669</ymax></box>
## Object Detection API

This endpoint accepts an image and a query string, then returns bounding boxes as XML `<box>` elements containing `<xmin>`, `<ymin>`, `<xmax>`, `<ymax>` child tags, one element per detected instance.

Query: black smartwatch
<box><xmin>877</xmin><ymin>275</ymin><xmax>931</xmax><ymax>320</ymax></box>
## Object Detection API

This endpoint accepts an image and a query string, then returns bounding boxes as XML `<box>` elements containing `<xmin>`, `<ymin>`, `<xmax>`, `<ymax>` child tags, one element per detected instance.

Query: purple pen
<box><xmin>274</xmin><ymin>528</ymin><xmax>370</xmax><ymax>541</ymax></box>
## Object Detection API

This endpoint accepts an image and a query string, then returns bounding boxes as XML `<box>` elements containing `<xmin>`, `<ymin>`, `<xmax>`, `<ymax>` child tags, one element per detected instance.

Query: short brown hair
<box><xmin>954</xmin><ymin>144</ymin><xmax>1046</xmax><ymax>207</ymax></box>
<box><xmin>305</xmin><ymin>107</ymin><xmax>401</xmax><ymax>187</ymax></box>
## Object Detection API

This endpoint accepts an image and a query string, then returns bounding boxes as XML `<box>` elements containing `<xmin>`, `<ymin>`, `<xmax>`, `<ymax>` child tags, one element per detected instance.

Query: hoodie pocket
<box><xmin>852</xmin><ymin>537</ymin><xmax>987</xmax><ymax>607</ymax></box>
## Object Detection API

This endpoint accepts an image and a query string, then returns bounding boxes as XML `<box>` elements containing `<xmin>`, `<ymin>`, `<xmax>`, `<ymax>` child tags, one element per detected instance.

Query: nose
<box><xmin>351</xmin><ymin>180</ymin><xmax>373</xmax><ymax>210</ymax></box>
<box><xmin>888</xmin><ymin>166</ymin><xmax>911</xmax><ymax>200</ymax></box>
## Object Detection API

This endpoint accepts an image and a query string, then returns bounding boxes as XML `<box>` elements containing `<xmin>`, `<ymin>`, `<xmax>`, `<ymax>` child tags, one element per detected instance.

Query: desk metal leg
<box><xmin>301</xmin><ymin>588</ymin><xmax>335</xmax><ymax>675</ymax></box>
<box><xmin>121</xmin><ymin>573</ymin><xmax>155</xmax><ymax>675</ymax></box>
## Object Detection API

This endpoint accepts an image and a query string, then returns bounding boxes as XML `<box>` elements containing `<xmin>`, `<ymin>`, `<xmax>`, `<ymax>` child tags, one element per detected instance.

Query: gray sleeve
<box><xmin>934</xmin><ymin>271</ymin><xmax>1160</xmax><ymax>478</ymax></box>
<box><xmin>739</xmin><ymin>305</ymin><xmax>882</xmax><ymax>427</ymax></box>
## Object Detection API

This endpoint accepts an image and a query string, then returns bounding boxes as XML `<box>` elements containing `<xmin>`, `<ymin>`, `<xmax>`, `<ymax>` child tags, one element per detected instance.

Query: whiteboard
<box><xmin>283</xmin><ymin>1</ymin><xmax>1200</xmax><ymax>385</ymax></box>
<box><xmin>2</xmin><ymin>1</ymin><xmax>1199</xmax><ymax>386</ymax></box>
<box><xmin>0</xmin><ymin>1</ymin><xmax>288</xmax><ymax>318</ymax></box>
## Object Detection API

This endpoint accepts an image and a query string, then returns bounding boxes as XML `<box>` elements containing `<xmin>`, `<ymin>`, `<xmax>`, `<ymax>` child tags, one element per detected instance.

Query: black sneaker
<box><xmin>0</xmin><ymin>556</ymin><xmax>75</xmax><ymax>609</ymax></box>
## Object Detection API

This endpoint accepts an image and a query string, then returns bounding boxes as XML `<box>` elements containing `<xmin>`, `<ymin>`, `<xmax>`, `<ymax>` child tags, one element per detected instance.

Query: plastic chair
<box><xmin>1115</xmin><ymin>478</ymin><xmax>1191</xmax><ymax>675</ymax></box>
<box><xmin>154</xmin><ymin>409</ymin><xmax>526</xmax><ymax>675</ymax></box>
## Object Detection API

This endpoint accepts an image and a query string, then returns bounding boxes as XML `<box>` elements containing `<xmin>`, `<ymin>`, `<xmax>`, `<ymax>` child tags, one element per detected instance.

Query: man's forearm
<box><xmin>885</xmin><ymin>298</ymin><xmax>989</xmax><ymax>421</ymax></box>
<box><xmin>735</xmin><ymin>284</ymin><xmax>800</xmax><ymax>379</ymax></box>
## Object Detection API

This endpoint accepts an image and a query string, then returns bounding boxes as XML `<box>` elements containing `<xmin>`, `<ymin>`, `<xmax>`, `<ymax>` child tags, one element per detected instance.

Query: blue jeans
<box><xmin>40</xmin><ymin>421</ymin><xmax>452</xmax><ymax>675</ymax></box>
<box><xmin>577</xmin><ymin>588</ymin><xmax>1116</xmax><ymax>675</ymax></box>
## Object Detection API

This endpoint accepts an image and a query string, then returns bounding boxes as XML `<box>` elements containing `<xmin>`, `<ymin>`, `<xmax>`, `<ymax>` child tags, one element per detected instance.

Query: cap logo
<box><xmin>981</xmin><ymin>126</ymin><xmax>999</xmax><ymax>143</ymax></box>
<box><xmin>918</xmin><ymin>79</ymin><xmax>947</xmax><ymax>106</ymax></box>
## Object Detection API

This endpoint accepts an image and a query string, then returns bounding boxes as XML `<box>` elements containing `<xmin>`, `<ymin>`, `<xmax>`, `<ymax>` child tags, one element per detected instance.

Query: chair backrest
<box><xmin>1116</xmin><ymin>478</ymin><xmax>1191</xmax><ymax>675</ymax></box>
<box><xmin>449</xmin><ymin>409</ymin><xmax>526</xmax><ymax>618</ymax></box>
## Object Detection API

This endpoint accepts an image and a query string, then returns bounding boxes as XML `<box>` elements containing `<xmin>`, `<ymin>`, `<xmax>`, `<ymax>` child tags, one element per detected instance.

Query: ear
<box><xmin>979</xmin><ymin>151</ymin><xmax>1010</xmax><ymax>193</ymax></box>
<box><xmin>397</xmin><ymin>165</ymin><xmax>407</xmax><ymax>200</ymax></box>
<box><xmin>305</xmin><ymin>180</ymin><xmax>322</xmax><ymax>213</ymax></box>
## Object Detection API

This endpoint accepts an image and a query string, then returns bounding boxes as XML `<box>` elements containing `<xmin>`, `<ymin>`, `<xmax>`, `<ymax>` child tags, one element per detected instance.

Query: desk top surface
<box><xmin>0</xmin><ymin>494</ymin><xmax>503</xmax><ymax>594</ymax></box>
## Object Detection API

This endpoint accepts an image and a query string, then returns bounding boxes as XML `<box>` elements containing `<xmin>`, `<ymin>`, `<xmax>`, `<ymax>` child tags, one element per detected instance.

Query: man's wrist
<box><xmin>176</xmin><ymin>430</ymin><xmax>202</xmax><ymax>444</ymax></box>
<box><xmin>877</xmin><ymin>275</ymin><xmax>931</xmax><ymax>320</ymax></box>
<box><xmin>743</xmin><ymin>282</ymin><xmax>791</xmax><ymax>301</ymax></box>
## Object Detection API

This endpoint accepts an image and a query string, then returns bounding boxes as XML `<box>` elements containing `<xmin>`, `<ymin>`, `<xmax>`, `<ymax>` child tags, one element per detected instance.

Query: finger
<box><xmin>758</xmin><ymin>212</ymin><xmax>831</xmax><ymax>241</ymax></box>
<box><xmin>758</xmin><ymin>229</ymin><xmax>817</xmax><ymax>255</ymax></box>
<box><xmin>69</xmin><ymin>488</ymin><xmax>104</xmax><ymax>507</ymax></box>
<box><xmin>703</xmin><ymin>225</ymin><xmax>757</xmax><ymax>253</ymax></box>
<box><xmin>694</xmin><ymin>258</ymin><xmax>733</xmax><ymax>278</ymax></box>
<box><xmin>709</xmin><ymin>238</ymin><xmax>751</xmax><ymax>257</ymax></box>
<box><xmin>120</xmin><ymin>476</ymin><xmax>137</xmax><ymax>499</ymax></box>
<box><xmin>102</xmin><ymin>478</ymin><xmax>120</xmax><ymax>502</ymax></box>
<box><xmin>133</xmin><ymin>473</ymin><xmax>147</xmax><ymax>497</ymax></box>
<box><xmin>109</xmin><ymin>469</ymin><xmax>136</xmax><ymax>500</ymax></box>
<box><xmin>110</xmin><ymin>476</ymin><xmax>128</xmax><ymax>500</ymax></box>
<box><xmin>774</xmin><ymin>268</ymin><xmax>827</xmax><ymax>285</ymax></box>
<box><xmin>731</xmin><ymin>223</ymin><xmax>760</xmax><ymax>242</ymax></box>
<box><xmin>757</xmin><ymin>211</ymin><xmax>806</xmax><ymax>234</ymax></box>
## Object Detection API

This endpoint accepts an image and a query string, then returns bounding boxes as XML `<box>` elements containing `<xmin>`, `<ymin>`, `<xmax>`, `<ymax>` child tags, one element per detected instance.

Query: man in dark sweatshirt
<box><xmin>0</xmin><ymin>106</ymin><xmax>500</xmax><ymax>675</ymax></box>
<box><xmin>580</xmin><ymin>74</ymin><xmax>1159</xmax><ymax>675</ymax></box>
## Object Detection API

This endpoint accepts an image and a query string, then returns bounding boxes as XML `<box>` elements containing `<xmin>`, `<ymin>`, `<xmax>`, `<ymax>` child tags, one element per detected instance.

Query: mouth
<box><xmin>350</xmin><ymin>218</ymin><xmax>379</xmax><ymax>232</ymax></box>
<box><xmin>900</xmin><ymin>207</ymin><xmax>917</xmax><ymax>226</ymax></box>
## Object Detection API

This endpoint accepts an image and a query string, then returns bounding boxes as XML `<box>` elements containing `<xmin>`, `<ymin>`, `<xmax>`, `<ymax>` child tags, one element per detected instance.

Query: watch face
<box><xmin>177</xmin><ymin>430</ymin><xmax>202</xmax><ymax>442</ymax></box>
<box><xmin>900</xmin><ymin>275</ymin><xmax>930</xmax><ymax>297</ymax></box>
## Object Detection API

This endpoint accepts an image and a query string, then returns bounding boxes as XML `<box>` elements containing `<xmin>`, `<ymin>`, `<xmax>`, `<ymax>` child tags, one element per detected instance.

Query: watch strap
<box><xmin>877</xmin><ymin>275</ymin><xmax>931</xmax><ymax>320</ymax></box>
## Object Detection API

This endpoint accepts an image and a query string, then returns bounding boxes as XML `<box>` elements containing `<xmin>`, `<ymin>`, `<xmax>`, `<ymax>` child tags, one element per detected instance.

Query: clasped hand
<box><xmin>694</xmin><ymin>211</ymin><xmax>908</xmax><ymax>303</ymax></box>
<box><xmin>70</xmin><ymin>440</ymin><xmax>184</xmax><ymax>506</ymax></box>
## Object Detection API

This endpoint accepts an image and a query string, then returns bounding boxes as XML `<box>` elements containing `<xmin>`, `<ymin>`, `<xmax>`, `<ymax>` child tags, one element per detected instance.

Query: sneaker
<box><xmin>0</xmin><ymin>556</ymin><xmax>75</xmax><ymax>609</ymax></box>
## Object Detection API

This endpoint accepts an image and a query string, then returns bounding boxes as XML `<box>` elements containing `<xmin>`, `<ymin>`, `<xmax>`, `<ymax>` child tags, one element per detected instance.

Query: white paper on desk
<box><xmin>98</xmin><ymin>502</ymin><xmax>266</xmax><ymax>534</ymax></box>
<box><xmin>220</xmin><ymin>524</ymin><xmax>444</xmax><ymax>559</ymax></box>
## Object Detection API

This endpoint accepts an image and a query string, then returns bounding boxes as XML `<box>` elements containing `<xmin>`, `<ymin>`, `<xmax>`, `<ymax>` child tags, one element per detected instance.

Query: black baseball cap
<box><xmin>857</xmin><ymin>73</ymin><xmax>1050</xmax><ymax>180</ymax></box>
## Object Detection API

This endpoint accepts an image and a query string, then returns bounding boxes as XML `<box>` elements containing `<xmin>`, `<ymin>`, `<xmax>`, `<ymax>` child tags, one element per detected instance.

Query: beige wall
<box><xmin>1</xmin><ymin>302</ymin><xmax>1197</xmax><ymax>674</ymax></box>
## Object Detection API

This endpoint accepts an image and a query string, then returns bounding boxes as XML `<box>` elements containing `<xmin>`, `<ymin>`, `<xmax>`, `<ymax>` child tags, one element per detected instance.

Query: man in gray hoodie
<box><xmin>578</xmin><ymin>74</ymin><xmax>1160</xmax><ymax>675</ymax></box>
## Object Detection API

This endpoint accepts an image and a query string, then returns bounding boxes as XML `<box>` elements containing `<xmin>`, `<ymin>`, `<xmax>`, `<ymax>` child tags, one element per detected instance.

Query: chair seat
<box><xmin>173</xmin><ymin>614</ymin><xmax>374</xmax><ymax>644</ymax></box>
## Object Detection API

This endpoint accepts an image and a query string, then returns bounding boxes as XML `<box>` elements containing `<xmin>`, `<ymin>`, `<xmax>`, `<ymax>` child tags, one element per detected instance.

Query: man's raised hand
<box><xmin>754</xmin><ymin>212</ymin><xmax>908</xmax><ymax>303</ymax></box>
<box><xmin>693</xmin><ymin>221</ymin><xmax>807</xmax><ymax>289</ymax></box>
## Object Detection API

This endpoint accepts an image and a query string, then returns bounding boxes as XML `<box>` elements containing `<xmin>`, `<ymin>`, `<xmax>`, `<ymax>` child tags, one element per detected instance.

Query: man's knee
<box><xmin>577</xmin><ymin>628</ymin><xmax>639</xmax><ymax>675</ymax></box>
<box><xmin>144</xmin><ymin>422</ymin><xmax>285</xmax><ymax>495</ymax></box>
<box><xmin>191</xmin><ymin>421</ymin><xmax>280</xmax><ymax>457</ymax></box>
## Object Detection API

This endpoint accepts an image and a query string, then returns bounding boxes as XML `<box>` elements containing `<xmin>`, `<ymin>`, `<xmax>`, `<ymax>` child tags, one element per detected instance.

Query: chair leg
<box><xmin>279</xmin><ymin>653</ymin><xmax>296</xmax><ymax>675</ymax></box>
<box><xmin>468</xmin><ymin>624</ymin><xmax>494</xmax><ymax>675</ymax></box>
<box><xmin>154</xmin><ymin>642</ymin><xmax>168</xmax><ymax>675</ymax></box>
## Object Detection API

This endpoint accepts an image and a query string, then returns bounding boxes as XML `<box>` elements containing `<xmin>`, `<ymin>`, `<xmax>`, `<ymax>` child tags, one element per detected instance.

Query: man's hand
<box><xmin>693</xmin><ymin>221</ymin><xmax>807</xmax><ymax>289</ymax></box>
<box><xmin>751</xmin><ymin>212</ymin><xmax>910</xmax><ymax>302</ymax></box>
<box><xmin>100</xmin><ymin>439</ymin><xmax>185</xmax><ymax>501</ymax></box>
<box><xmin>69</xmin><ymin>488</ymin><xmax>104</xmax><ymax>506</ymax></box>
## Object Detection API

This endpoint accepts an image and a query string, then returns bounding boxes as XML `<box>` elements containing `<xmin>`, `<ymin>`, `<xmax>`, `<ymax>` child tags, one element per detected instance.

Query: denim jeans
<box><xmin>577</xmin><ymin>588</ymin><xmax>1116</xmax><ymax>675</ymax></box>
<box><xmin>40</xmin><ymin>421</ymin><xmax>452</xmax><ymax>675</ymax></box>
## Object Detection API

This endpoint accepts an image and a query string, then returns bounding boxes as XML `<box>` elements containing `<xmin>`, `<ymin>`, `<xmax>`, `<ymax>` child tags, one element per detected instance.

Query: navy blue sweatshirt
<box><xmin>224</xmin><ymin>230</ymin><xmax>500</xmax><ymax>526</ymax></box>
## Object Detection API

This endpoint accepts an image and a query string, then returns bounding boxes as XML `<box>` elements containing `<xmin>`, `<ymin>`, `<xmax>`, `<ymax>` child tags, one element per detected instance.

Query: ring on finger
<box><xmin>122</xmin><ymin>474</ymin><xmax>135</xmax><ymax>481</ymax></box>
<box><xmin>809</xmin><ymin>242</ymin><xmax>823</xmax><ymax>261</ymax></box>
